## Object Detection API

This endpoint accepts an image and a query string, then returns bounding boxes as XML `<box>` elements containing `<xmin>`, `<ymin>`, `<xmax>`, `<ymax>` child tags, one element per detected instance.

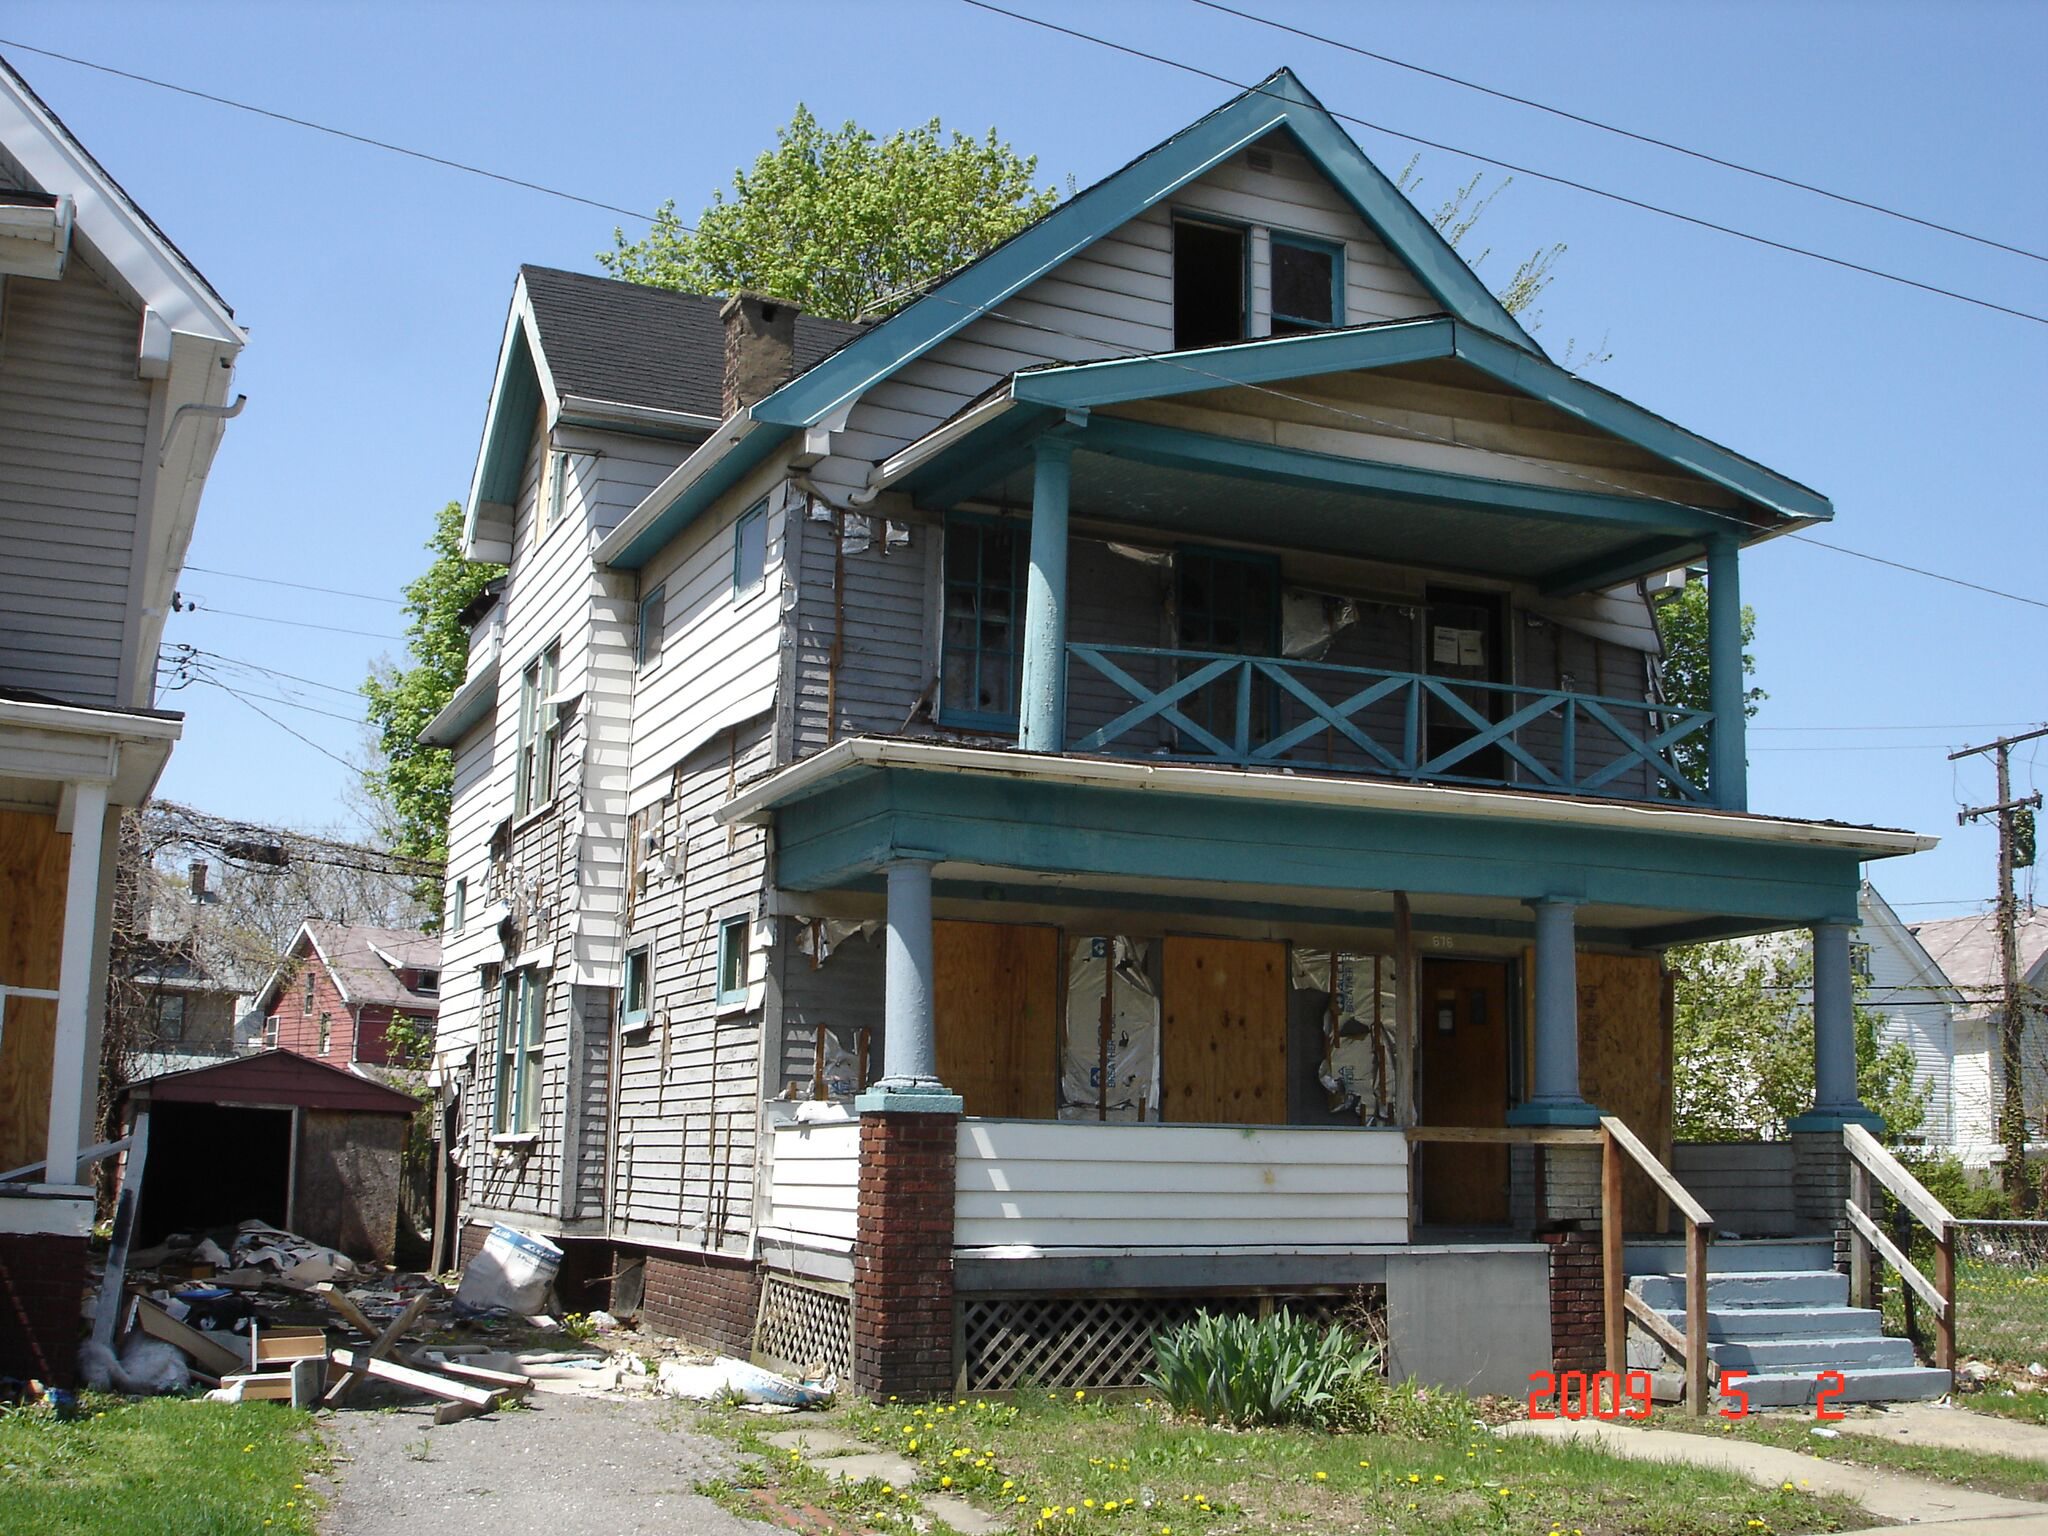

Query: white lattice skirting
<box><xmin>754</xmin><ymin>1272</ymin><xmax>853</xmax><ymax>1382</ymax></box>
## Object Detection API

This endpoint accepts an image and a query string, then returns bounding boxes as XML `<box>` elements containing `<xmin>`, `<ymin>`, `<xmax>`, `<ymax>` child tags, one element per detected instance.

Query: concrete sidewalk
<box><xmin>1503</xmin><ymin>1418</ymin><xmax>2047</xmax><ymax>1527</ymax></box>
<box><xmin>1835</xmin><ymin>1402</ymin><xmax>2048</xmax><ymax>1463</ymax></box>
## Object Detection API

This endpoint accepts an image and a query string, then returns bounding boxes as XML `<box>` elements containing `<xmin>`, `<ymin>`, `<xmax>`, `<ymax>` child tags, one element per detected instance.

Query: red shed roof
<box><xmin>124</xmin><ymin>1049</ymin><xmax>420</xmax><ymax>1116</ymax></box>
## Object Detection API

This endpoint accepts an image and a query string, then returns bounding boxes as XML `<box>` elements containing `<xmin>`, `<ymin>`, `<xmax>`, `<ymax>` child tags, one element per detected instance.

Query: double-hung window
<box><xmin>637</xmin><ymin>583</ymin><xmax>666</xmax><ymax>670</ymax></box>
<box><xmin>449</xmin><ymin>877</ymin><xmax>466</xmax><ymax>934</ymax></box>
<box><xmin>621</xmin><ymin>944</ymin><xmax>651</xmax><ymax>1030</ymax></box>
<box><xmin>495</xmin><ymin>967</ymin><xmax>545</xmax><ymax>1135</ymax></box>
<box><xmin>515</xmin><ymin>643</ymin><xmax>560</xmax><ymax>816</ymax></box>
<box><xmin>158</xmin><ymin>993</ymin><xmax>186</xmax><ymax>1043</ymax></box>
<box><xmin>1270</xmin><ymin>233</ymin><xmax>1344</xmax><ymax>334</ymax></box>
<box><xmin>715</xmin><ymin>916</ymin><xmax>750</xmax><ymax>1008</ymax></box>
<box><xmin>939</xmin><ymin>515</ymin><xmax>1025</xmax><ymax>729</ymax></box>
<box><xmin>733</xmin><ymin>500</ymin><xmax>767</xmax><ymax>601</ymax></box>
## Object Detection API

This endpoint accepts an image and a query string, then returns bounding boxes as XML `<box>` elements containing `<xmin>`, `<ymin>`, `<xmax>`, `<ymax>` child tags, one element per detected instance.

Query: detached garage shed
<box><xmin>121</xmin><ymin>1050</ymin><xmax>419</xmax><ymax>1264</ymax></box>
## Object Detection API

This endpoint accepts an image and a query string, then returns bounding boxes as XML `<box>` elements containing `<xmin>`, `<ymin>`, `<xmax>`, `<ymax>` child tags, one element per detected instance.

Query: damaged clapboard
<box><xmin>329</xmin><ymin>1349</ymin><xmax>526</xmax><ymax>1424</ymax></box>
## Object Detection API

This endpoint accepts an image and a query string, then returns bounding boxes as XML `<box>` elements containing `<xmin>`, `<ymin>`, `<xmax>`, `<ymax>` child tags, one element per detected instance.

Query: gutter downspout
<box><xmin>160</xmin><ymin>393</ymin><xmax>246</xmax><ymax>468</ymax></box>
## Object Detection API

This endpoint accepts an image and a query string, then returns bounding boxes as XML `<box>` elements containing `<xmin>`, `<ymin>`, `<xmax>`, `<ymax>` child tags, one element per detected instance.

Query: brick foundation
<box><xmin>854</xmin><ymin>1110</ymin><xmax>957</xmax><ymax>1400</ymax></box>
<box><xmin>0</xmin><ymin>1232</ymin><xmax>88</xmax><ymax>1387</ymax></box>
<box><xmin>641</xmin><ymin>1251</ymin><xmax>762</xmax><ymax>1355</ymax></box>
<box><xmin>1542</xmin><ymin>1229</ymin><xmax>1604</xmax><ymax>1374</ymax></box>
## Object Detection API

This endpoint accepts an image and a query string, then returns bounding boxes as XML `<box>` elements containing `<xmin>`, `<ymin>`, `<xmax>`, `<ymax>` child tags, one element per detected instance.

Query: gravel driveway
<box><xmin>321</xmin><ymin>1393</ymin><xmax>775</xmax><ymax>1535</ymax></box>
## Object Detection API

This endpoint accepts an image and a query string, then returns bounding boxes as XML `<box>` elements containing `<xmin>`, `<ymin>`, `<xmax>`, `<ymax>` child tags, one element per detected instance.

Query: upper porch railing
<box><xmin>1065</xmin><ymin>643</ymin><xmax>1714</xmax><ymax>804</ymax></box>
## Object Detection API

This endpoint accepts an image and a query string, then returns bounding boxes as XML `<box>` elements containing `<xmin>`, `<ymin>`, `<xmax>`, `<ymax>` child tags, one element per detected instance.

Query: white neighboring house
<box><xmin>1900</xmin><ymin>900</ymin><xmax>2048</xmax><ymax>1170</ymax></box>
<box><xmin>1853</xmin><ymin>885</ymin><xmax>1964</xmax><ymax>1153</ymax></box>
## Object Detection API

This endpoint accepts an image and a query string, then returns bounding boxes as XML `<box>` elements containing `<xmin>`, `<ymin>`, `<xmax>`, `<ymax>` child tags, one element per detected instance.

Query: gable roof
<box><xmin>463</xmin><ymin>267</ymin><xmax>863</xmax><ymax>553</ymax></box>
<box><xmin>0</xmin><ymin>53</ymin><xmax>241</xmax><ymax>346</ymax></box>
<box><xmin>1909</xmin><ymin>907</ymin><xmax>2048</xmax><ymax>1002</ymax></box>
<box><xmin>254</xmin><ymin>920</ymin><xmax>441</xmax><ymax>1015</ymax></box>
<box><xmin>749</xmin><ymin>68</ymin><xmax>1533</xmax><ymax>435</ymax></box>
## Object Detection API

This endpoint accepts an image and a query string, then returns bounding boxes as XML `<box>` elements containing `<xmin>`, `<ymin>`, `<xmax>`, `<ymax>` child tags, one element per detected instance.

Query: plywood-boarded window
<box><xmin>1161</xmin><ymin>937</ymin><xmax>1287</xmax><ymax>1124</ymax></box>
<box><xmin>934</xmin><ymin>921</ymin><xmax>1058</xmax><ymax>1119</ymax></box>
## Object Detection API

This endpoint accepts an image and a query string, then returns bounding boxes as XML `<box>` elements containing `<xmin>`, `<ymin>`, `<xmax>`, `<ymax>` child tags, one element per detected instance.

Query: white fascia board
<box><xmin>556</xmin><ymin>394</ymin><xmax>721</xmax><ymax>435</ymax></box>
<box><xmin>716</xmin><ymin>737</ymin><xmax>1937</xmax><ymax>859</ymax></box>
<box><xmin>0</xmin><ymin>64</ymin><xmax>241</xmax><ymax>347</ymax></box>
<box><xmin>0</xmin><ymin>191</ymin><xmax>71</xmax><ymax>279</ymax></box>
<box><xmin>419</xmin><ymin>648</ymin><xmax>500</xmax><ymax>747</ymax></box>
<box><xmin>590</xmin><ymin>409</ymin><xmax>761</xmax><ymax>569</ymax></box>
<box><xmin>867</xmin><ymin>391</ymin><xmax>1022</xmax><ymax>493</ymax></box>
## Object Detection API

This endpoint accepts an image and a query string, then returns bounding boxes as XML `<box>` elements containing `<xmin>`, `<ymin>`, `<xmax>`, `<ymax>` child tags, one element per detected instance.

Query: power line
<box><xmin>1184</xmin><ymin>0</ymin><xmax>2048</xmax><ymax>267</ymax></box>
<box><xmin>0</xmin><ymin>37</ymin><xmax>656</xmax><ymax>223</ymax></box>
<box><xmin>1786</xmin><ymin>538</ymin><xmax>2048</xmax><ymax>613</ymax></box>
<box><xmin>182</xmin><ymin>668</ymin><xmax>367</xmax><ymax>725</ymax></box>
<box><xmin>954</xmin><ymin>0</ymin><xmax>2048</xmax><ymax>330</ymax></box>
<box><xmin>1753</xmin><ymin>722</ymin><xmax>2047</xmax><ymax>733</ymax></box>
<box><xmin>172</xmin><ymin>601</ymin><xmax>400</xmax><ymax>641</ymax></box>
<box><xmin>162</xmin><ymin>645</ymin><xmax>365</xmax><ymax>700</ymax></box>
<box><xmin>183</xmin><ymin>563</ymin><xmax>404</xmax><ymax>606</ymax></box>
<box><xmin>189</xmin><ymin>675</ymin><xmax>362</xmax><ymax>773</ymax></box>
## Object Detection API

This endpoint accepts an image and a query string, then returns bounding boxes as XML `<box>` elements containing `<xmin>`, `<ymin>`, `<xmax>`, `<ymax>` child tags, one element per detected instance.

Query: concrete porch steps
<box><xmin>1623</xmin><ymin>1241</ymin><xmax>1948</xmax><ymax>1406</ymax></box>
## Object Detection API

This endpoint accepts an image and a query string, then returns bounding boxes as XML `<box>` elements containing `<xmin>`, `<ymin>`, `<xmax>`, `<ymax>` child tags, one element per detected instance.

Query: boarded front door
<box><xmin>1418</xmin><ymin>958</ymin><xmax>1512</xmax><ymax>1227</ymax></box>
<box><xmin>934</xmin><ymin>921</ymin><xmax>1059</xmax><ymax>1118</ymax></box>
<box><xmin>1161</xmin><ymin>937</ymin><xmax>1286</xmax><ymax>1124</ymax></box>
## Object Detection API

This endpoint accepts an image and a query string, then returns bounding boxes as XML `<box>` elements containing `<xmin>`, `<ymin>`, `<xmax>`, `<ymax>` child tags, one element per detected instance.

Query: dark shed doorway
<box><xmin>135</xmin><ymin>1101</ymin><xmax>292</xmax><ymax>1245</ymax></box>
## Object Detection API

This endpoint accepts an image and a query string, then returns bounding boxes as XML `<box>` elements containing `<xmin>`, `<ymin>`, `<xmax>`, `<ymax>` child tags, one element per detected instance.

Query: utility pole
<box><xmin>1952</xmin><ymin>724</ymin><xmax>2047</xmax><ymax>1211</ymax></box>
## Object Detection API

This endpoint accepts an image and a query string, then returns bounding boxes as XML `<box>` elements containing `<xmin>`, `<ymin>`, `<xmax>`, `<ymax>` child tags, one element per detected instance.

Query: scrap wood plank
<box><xmin>130</xmin><ymin>1292</ymin><xmax>248</xmax><ymax>1377</ymax></box>
<box><xmin>330</xmin><ymin>1347</ymin><xmax>504</xmax><ymax>1423</ymax></box>
<box><xmin>321</xmin><ymin>1286</ymin><xmax>436</xmax><ymax>1405</ymax></box>
<box><xmin>434</xmin><ymin>1360</ymin><xmax>534</xmax><ymax>1395</ymax></box>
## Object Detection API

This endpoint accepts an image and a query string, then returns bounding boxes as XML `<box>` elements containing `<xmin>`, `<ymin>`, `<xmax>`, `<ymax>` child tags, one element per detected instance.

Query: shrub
<box><xmin>1144</xmin><ymin>1308</ymin><xmax>1381</xmax><ymax>1428</ymax></box>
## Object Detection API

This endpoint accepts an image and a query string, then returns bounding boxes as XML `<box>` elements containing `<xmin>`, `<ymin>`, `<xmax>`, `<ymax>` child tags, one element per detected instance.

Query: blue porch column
<box><xmin>1507</xmin><ymin>897</ymin><xmax>1600</xmax><ymax>1126</ymax></box>
<box><xmin>1018</xmin><ymin>437</ymin><xmax>1073</xmax><ymax>754</ymax></box>
<box><xmin>1706</xmin><ymin>534</ymin><xmax>1748</xmax><ymax>811</ymax></box>
<box><xmin>858</xmin><ymin>859</ymin><xmax>961</xmax><ymax>1110</ymax></box>
<box><xmin>1789</xmin><ymin>922</ymin><xmax>1880</xmax><ymax>1131</ymax></box>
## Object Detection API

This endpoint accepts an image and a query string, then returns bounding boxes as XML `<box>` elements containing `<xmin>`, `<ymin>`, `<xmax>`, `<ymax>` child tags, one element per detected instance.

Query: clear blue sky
<box><xmin>9</xmin><ymin>0</ymin><xmax>2043</xmax><ymax>920</ymax></box>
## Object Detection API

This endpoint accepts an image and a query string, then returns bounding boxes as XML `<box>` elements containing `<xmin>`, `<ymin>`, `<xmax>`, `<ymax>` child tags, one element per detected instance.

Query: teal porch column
<box><xmin>1789</xmin><ymin>922</ymin><xmax>1880</xmax><ymax>1131</ymax></box>
<box><xmin>1706</xmin><ymin>534</ymin><xmax>1748</xmax><ymax>811</ymax></box>
<box><xmin>1018</xmin><ymin>437</ymin><xmax>1073</xmax><ymax>753</ymax></box>
<box><xmin>857</xmin><ymin>859</ymin><xmax>961</xmax><ymax>1111</ymax></box>
<box><xmin>1507</xmin><ymin>897</ymin><xmax>1600</xmax><ymax>1126</ymax></box>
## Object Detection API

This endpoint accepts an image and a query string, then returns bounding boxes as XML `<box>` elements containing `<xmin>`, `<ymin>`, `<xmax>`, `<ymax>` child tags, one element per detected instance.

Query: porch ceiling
<box><xmin>721</xmin><ymin>740</ymin><xmax>1928</xmax><ymax>949</ymax></box>
<box><xmin>874</xmin><ymin>320</ymin><xmax>1825</xmax><ymax>597</ymax></box>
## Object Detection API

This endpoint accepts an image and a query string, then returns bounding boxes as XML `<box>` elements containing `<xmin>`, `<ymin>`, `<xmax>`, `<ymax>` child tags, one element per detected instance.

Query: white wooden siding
<box><xmin>760</xmin><ymin>1118</ymin><xmax>860</xmax><ymax>1252</ymax></box>
<box><xmin>0</xmin><ymin>260</ymin><xmax>150</xmax><ymax>707</ymax></box>
<box><xmin>1861</xmin><ymin>923</ymin><xmax>1956</xmax><ymax>1147</ymax></box>
<box><xmin>954</xmin><ymin>1119</ymin><xmax>1409</xmax><ymax>1250</ymax></box>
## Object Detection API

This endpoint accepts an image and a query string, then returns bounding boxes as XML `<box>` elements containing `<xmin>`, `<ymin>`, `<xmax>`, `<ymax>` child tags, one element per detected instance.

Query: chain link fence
<box><xmin>1952</xmin><ymin>1220</ymin><xmax>2048</xmax><ymax>1367</ymax></box>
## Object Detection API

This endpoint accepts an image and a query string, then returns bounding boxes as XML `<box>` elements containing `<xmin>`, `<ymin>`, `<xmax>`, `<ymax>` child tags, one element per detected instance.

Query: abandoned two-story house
<box><xmin>0</xmin><ymin>56</ymin><xmax>244</xmax><ymax>1384</ymax></box>
<box><xmin>429</xmin><ymin>70</ymin><xmax>1949</xmax><ymax>1406</ymax></box>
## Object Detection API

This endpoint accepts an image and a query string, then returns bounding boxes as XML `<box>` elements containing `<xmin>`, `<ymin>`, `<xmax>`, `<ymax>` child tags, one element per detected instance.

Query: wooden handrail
<box><xmin>1403</xmin><ymin>1125</ymin><xmax>1605</xmax><ymax>1146</ymax></box>
<box><xmin>1600</xmin><ymin>1114</ymin><xmax>1714</xmax><ymax>1416</ymax></box>
<box><xmin>1843</xmin><ymin>1122</ymin><xmax>1957</xmax><ymax>1372</ymax></box>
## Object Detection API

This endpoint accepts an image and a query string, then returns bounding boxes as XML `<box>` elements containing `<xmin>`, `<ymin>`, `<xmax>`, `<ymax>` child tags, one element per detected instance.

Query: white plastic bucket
<box><xmin>455</xmin><ymin>1224</ymin><xmax>564</xmax><ymax>1315</ymax></box>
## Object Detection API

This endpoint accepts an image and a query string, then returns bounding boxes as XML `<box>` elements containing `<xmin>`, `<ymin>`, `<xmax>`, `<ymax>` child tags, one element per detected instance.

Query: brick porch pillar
<box><xmin>851</xmin><ymin>857</ymin><xmax>962</xmax><ymax>1400</ymax></box>
<box><xmin>1541</xmin><ymin>1228</ymin><xmax>1604</xmax><ymax>1374</ymax></box>
<box><xmin>853</xmin><ymin>1109</ymin><xmax>958</xmax><ymax>1399</ymax></box>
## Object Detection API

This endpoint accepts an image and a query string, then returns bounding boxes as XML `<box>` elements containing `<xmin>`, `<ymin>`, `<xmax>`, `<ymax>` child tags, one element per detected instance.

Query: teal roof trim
<box><xmin>748</xmin><ymin>68</ymin><xmax>1537</xmax><ymax>432</ymax></box>
<box><xmin>1008</xmin><ymin>318</ymin><xmax>1833</xmax><ymax>527</ymax></box>
<box><xmin>471</xmin><ymin>321</ymin><xmax>543</xmax><ymax>513</ymax></box>
<box><xmin>602</xmin><ymin>418</ymin><xmax>787</xmax><ymax>571</ymax></box>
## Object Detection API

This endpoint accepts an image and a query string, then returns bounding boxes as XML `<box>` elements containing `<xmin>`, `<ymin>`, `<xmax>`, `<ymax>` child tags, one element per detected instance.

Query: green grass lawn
<box><xmin>1963</xmin><ymin>1385</ymin><xmax>2048</xmax><ymax>1426</ymax></box>
<box><xmin>0</xmin><ymin>1394</ymin><xmax>324</xmax><ymax>1536</ymax></box>
<box><xmin>712</xmin><ymin>1393</ymin><xmax>1874</xmax><ymax>1536</ymax></box>
<box><xmin>1653</xmin><ymin>1406</ymin><xmax>2048</xmax><ymax>1504</ymax></box>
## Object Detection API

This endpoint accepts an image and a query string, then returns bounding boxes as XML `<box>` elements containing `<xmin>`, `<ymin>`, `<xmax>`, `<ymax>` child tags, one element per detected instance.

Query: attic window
<box><xmin>417</xmin><ymin>970</ymin><xmax>441</xmax><ymax>995</ymax></box>
<box><xmin>1173</xmin><ymin>218</ymin><xmax>1246</xmax><ymax>350</ymax></box>
<box><xmin>1271</xmin><ymin>233</ymin><xmax>1342</xmax><ymax>334</ymax></box>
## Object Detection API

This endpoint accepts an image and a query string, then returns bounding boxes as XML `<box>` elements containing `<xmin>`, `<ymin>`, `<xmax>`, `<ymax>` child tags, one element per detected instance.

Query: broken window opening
<box><xmin>1173</xmin><ymin>218</ymin><xmax>1247</xmax><ymax>350</ymax></box>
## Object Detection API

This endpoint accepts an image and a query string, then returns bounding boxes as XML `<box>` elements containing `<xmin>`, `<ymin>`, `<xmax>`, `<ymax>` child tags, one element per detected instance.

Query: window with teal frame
<box><xmin>939</xmin><ymin>514</ymin><xmax>1025</xmax><ymax>729</ymax></box>
<box><xmin>1270</xmin><ymin>231</ymin><xmax>1344</xmax><ymax>334</ymax></box>
<box><xmin>494</xmin><ymin>967</ymin><xmax>545</xmax><ymax>1134</ymax></box>
<box><xmin>621</xmin><ymin>944</ymin><xmax>651</xmax><ymax>1030</ymax></box>
<box><xmin>716</xmin><ymin>915</ymin><xmax>749</xmax><ymax>1007</ymax></box>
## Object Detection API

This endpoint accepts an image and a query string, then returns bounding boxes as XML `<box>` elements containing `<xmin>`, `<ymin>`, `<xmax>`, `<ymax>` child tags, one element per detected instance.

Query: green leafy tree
<box><xmin>1654</xmin><ymin>580</ymin><xmax>1765</xmax><ymax>798</ymax></box>
<box><xmin>362</xmin><ymin>502</ymin><xmax>503</xmax><ymax>920</ymax></box>
<box><xmin>600</xmin><ymin>105</ymin><xmax>1063</xmax><ymax>322</ymax></box>
<box><xmin>1670</xmin><ymin>936</ymin><xmax>1926</xmax><ymax>1144</ymax></box>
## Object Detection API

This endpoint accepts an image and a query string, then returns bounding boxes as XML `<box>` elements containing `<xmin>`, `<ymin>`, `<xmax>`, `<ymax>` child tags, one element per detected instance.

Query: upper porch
<box><xmin>864</xmin><ymin>320</ymin><xmax>1831</xmax><ymax>813</ymax></box>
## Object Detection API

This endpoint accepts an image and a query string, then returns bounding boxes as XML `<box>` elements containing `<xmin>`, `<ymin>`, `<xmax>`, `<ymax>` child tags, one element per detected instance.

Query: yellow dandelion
<box><xmin>1004</xmin><ymin>1479</ymin><xmax>1016</xmax><ymax>1490</ymax></box>
<box><xmin>942</xmin><ymin>1476</ymin><xmax>954</xmax><ymax>1489</ymax></box>
<box><xmin>1314</xmin><ymin>1471</ymin><xmax>1327</xmax><ymax>1482</ymax></box>
<box><xmin>1358</xmin><ymin>1459</ymin><xmax>1370</xmax><ymax>1468</ymax></box>
<box><xmin>1075</xmin><ymin>1389</ymin><xmax>1087</xmax><ymax>1400</ymax></box>
<box><xmin>1433</xmin><ymin>1475</ymin><xmax>1445</xmax><ymax>1483</ymax></box>
<box><xmin>1044</xmin><ymin>1508</ymin><xmax>1058</xmax><ymax>1520</ymax></box>
<box><xmin>881</xmin><ymin>1485</ymin><xmax>893</xmax><ymax>1495</ymax></box>
<box><xmin>1084</xmin><ymin>1498</ymin><xmax>1096</xmax><ymax>1509</ymax></box>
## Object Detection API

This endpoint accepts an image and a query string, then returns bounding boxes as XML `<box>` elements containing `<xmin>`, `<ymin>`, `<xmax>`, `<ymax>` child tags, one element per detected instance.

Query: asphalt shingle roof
<box><xmin>1908</xmin><ymin>908</ymin><xmax>2048</xmax><ymax>1001</ymax></box>
<box><xmin>304</xmin><ymin>921</ymin><xmax>441</xmax><ymax>1013</ymax></box>
<box><xmin>518</xmin><ymin>265</ymin><xmax>865</xmax><ymax>420</ymax></box>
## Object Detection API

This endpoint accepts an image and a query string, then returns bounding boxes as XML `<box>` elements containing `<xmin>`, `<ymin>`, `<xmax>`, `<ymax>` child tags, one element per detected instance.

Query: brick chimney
<box><xmin>189</xmin><ymin>860</ymin><xmax>209</xmax><ymax>904</ymax></box>
<box><xmin>720</xmin><ymin>293</ymin><xmax>798</xmax><ymax>417</ymax></box>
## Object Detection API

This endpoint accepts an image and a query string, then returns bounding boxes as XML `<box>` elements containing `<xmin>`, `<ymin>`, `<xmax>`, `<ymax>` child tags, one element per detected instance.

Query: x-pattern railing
<box><xmin>1065</xmin><ymin>643</ymin><xmax>1713</xmax><ymax>803</ymax></box>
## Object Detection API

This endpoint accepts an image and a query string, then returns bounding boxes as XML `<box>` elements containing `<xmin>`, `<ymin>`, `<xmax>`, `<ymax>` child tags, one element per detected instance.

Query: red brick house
<box><xmin>253</xmin><ymin>921</ymin><xmax>439</xmax><ymax>1068</ymax></box>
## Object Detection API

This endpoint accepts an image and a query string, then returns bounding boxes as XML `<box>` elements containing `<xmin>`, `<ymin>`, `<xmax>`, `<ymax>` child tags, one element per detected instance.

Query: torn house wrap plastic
<box><xmin>1291</xmin><ymin>949</ymin><xmax>1400</xmax><ymax>1123</ymax></box>
<box><xmin>1060</xmin><ymin>936</ymin><xmax>1159</xmax><ymax>1120</ymax></box>
<box><xmin>1280</xmin><ymin>591</ymin><xmax>1363</xmax><ymax>661</ymax></box>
